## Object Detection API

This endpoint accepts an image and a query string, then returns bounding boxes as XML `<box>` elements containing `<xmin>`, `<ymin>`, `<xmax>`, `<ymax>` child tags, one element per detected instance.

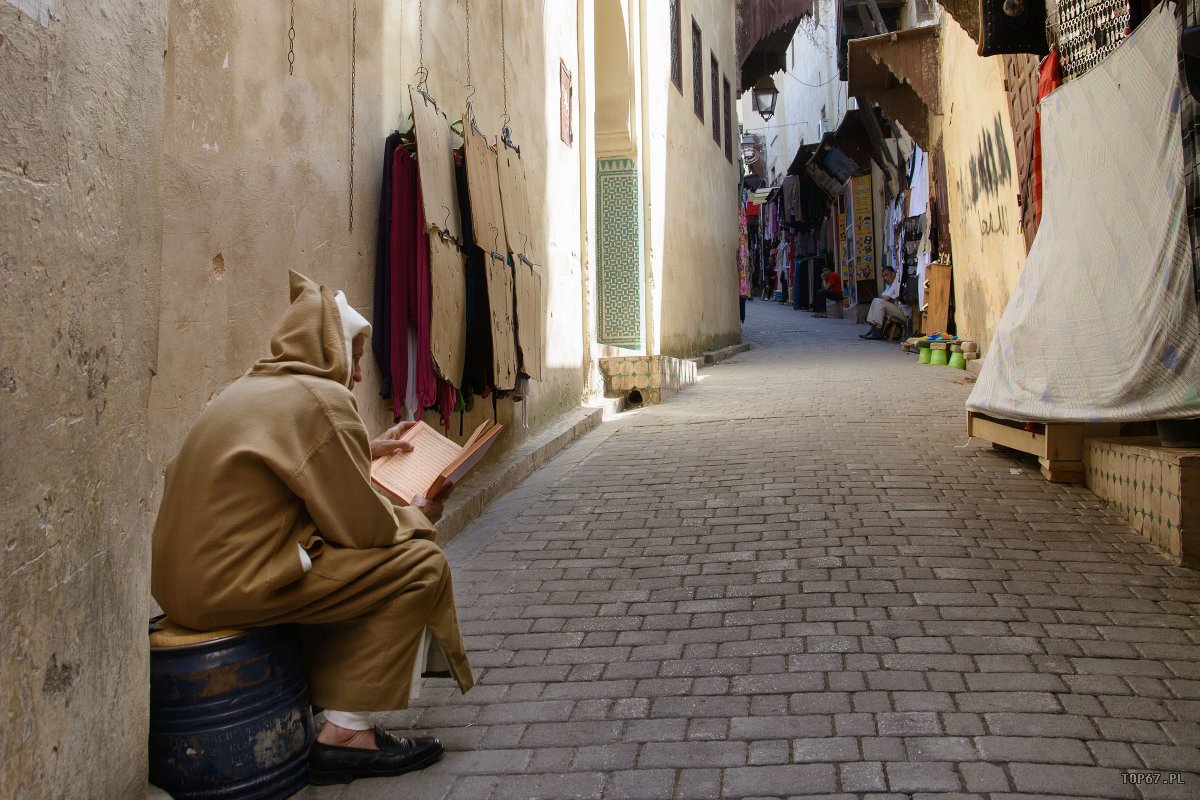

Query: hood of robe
<box><xmin>251</xmin><ymin>271</ymin><xmax>372</xmax><ymax>387</ymax></box>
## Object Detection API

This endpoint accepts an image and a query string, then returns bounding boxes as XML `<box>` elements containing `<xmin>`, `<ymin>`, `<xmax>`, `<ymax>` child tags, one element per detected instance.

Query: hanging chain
<box><xmin>500</xmin><ymin>0</ymin><xmax>508</xmax><ymax>124</ymax></box>
<box><xmin>415</xmin><ymin>0</ymin><xmax>428</xmax><ymax>90</ymax></box>
<box><xmin>464</xmin><ymin>0</ymin><xmax>473</xmax><ymax>119</ymax></box>
<box><xmin>348</xmin><ymin>1</ymin><xmax>357</xmax><ymax>232</ymax></box>
<box><xmin>287</xmin><ymin>0</ymin><xmax>296</xmax><ymax>75</ymax></box>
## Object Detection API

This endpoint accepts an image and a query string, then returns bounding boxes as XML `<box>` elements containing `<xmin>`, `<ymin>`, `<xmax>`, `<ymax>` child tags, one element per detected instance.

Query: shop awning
<box><xmin>787</xmin><ymin>143</ymin><xmax>819</xmax><ymax>176</ymax></box>
<box><xmin>737</xmin><ymin>0</ymin><xmax>815</xmax><ymax>92</ymax></box>
<box><xmin>847</xmin><ymin>24</ymin><xmax>941</xmax><ymax>148</ymax></box>
<box><xmin>939</xmin><ymin>0</ymin><xmax>980</xmax><ymax>45</ymax></box>
<box><xmin>748</xmin><ymin>187</ymin><xmax>777</xmax><ymax>205</ymax></box>
<box><xmin>805</xmin><ymin>134</ymin><xmax>860</xmax><ymax>199</ymax></box>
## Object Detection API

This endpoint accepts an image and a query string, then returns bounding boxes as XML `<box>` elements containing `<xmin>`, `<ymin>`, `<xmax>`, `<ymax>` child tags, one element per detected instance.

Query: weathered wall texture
<box><xmin>150</xmin><ymin>0</ymin><xmax>588</xmax><ymax>466</ymax></box>
<box><xmin>649</xmin><ymin>0</ymin><xmax>743</xmax><ymax>357</ymax></box>
<box><xmin>0</xmin><ymin>1</ymin><xmax>166</xmax><ymax>797</ymax></box>
<box><xmin>938</xmin><ymin>15</ymin><xmax>1028</xmax><ymax>351</ymax></box>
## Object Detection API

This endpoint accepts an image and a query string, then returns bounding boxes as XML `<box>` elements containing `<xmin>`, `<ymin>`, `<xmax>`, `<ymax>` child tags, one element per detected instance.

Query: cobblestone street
<box><xmin>305</xmin><ymin>300</ymin><xmax>1200</xmax><ymax>799</ymax></box>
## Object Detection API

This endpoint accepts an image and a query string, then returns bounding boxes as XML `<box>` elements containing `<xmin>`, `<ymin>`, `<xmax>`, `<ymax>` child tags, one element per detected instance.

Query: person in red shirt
<box><xmin>812</xmin><ymin>266</ymin><xmax>843</xmax><ymax>317</ymax></box>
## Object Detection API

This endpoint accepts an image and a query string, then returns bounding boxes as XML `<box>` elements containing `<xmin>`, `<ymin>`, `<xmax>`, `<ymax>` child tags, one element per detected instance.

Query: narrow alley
<box><xmin>303</xmin><ymin>302</ymin><xmax>1200</xmax><ymax>800</ymax></box>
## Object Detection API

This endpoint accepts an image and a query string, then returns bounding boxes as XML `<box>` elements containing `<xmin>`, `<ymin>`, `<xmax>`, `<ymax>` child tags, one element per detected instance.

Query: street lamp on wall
<box><xmin>752</xmin><ymin>76</ymin><xmax>779</xmax><ymax>121</ymax></box>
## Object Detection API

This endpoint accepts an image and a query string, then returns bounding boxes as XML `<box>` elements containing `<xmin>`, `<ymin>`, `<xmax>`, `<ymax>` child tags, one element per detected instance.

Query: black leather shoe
<box><xmin>860</xmin><ymin>329</ymin><xmax>885</xmax><ymax>340</ymax></box>
<box><xmin>308</xmin><ymin>727</ymin><xmax>443</xmax><ymax>785</ymax></box>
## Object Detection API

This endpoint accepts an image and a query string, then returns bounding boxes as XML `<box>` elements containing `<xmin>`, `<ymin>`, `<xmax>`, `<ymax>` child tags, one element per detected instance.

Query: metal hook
<box><xmin>489</xmin><ymin>223</ymin><xmax>502</xmax><ymax>254</ymax></box>
<box><xmin>520</xmin><ymin>232</ymin><xmax>530</xmax><ymax>255</ymax></box>
<box><xmin>441</xmin><ymin>205</ymin><xmax>452</xmax><ymax>236</ymax></box>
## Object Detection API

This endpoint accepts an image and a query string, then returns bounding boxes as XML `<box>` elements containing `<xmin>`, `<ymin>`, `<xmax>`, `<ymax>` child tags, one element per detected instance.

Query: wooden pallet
<box><xmin>966</xmin><ymin>411</ymin><xmax>1121</xmax><ymax>483</ymax></box>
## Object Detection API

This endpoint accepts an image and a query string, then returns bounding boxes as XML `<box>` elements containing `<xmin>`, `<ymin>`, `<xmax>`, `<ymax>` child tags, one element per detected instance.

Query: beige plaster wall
<box><xmin>151</xmin><ymin>0</ymin><xmax>589</xmax><ymax>466</ymax></box>
<box><xmin>938</xmin><ymin>15</ymin><xmax>1028</xmax><ymax>351</ymax></box>
<box><xmin>0</xmin><ymin>1</ymin><xmax>166</xmax><ymax>796</ymax></box>
<box><xmin>646</xmin><ymin>0</ymin><xmax>742</xmax><ymax>357</ymax></box>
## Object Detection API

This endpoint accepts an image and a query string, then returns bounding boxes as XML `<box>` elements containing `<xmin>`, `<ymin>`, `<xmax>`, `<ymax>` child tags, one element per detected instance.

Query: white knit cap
<box><xmin>334</xmin><ymin>291</ymin><xmax>371</xmax><ymax>375</ymax></box>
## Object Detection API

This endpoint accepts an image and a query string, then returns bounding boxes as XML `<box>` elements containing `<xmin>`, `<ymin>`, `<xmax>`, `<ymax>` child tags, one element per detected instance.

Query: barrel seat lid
<box><xmin>149</xmin><ymin>615</ymin><xmax>245</xmax><ymax>648</ymax></box>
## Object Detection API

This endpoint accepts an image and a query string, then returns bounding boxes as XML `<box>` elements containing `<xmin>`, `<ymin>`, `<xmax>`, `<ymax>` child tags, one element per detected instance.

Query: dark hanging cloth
<box><xmin>454</xmin><ymin>156</ymin><xmax>494</xmax><ymax>399</ymax></box>
<box><xmin>372</xmin><ymin>132</ymin><xmax>402</xmax><ymax>399</ymax></box>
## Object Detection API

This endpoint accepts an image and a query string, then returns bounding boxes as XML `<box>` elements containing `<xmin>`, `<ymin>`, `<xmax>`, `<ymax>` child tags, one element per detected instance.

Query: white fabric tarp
<box><xmin>968</xmin><ymin>5</ymin><xmax>1200</xmax><ymax>422</ymax></box>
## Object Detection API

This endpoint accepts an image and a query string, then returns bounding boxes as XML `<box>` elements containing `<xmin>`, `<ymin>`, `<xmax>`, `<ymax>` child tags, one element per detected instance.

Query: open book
<box><xmin>370</xmin><ymin>420</ymin><xmax>504</xmax><ymax>505</ymax></box>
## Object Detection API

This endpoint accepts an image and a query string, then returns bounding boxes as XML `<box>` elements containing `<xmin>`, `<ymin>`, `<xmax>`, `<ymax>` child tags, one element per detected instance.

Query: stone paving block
<box><xmin>609</xmin><ymin>769</ymin><xmax>677</xmax><ymax>800</ymax></box>
<box><xmin>984</xmin><ymin>712</ymin><xmax>1100</xmax><ymax>739</ymax></box>
<box><xmin>885</xmin><ymin>761</ymin><xmax>962</xmax><ymax>792</ymax></box>
<box><xmin>974</xmin><ymin>735</ymin><xmax>1094</xmax><ymax>764</ymax></box>
<box><xmin>840</xmin><ymin>761</ymin><xmax>887</xmax><ymax>792</ymax></box>
<box><xmin>903</xmin><ymin>736</ymin><xmax>978</xmax><ymax>761</ymax></box>
<box><xmin>959</xmin><ymin>761</ymin><xmax>1011</xmax><ymax>793</ymax></box>
<box><xmin>1096</xmin><ymin>717</ymin><xmax>1174</xmax><ymax>744</ymax></box>
<box><xmin>674</xmin><ymin>768</ymin><xmax>722</xmax><ymax>800</ymax></box>
<box><xmin>518</xmin><ymin>721</ymin><xmax>623</xmax><ymax>748</ymax></box>
<box><xmin>641</xmin><ymin>740</ymin><xmax>747</xmax><ymax>769</ymax></box>
<box><xmin>1007</xmin><ymin>762</ymin><xmax>1138</xmax><ymax>798</ymax></box>
<box><xmin>488</xmin><ymin>771</ymin><xmax>606</xmax><ymax>800</ymax></box>
<box><xmin>730</xmin><ymin>715</ymin><xmax>833</xmax><ymax>740</ymax></box>
<box><xmin>876</xmin><ymin>712</ymin><xmax>943</xmax><ymax>736</ymax></box>
<box><xmin>723</xmin><ymin>764</ymin><xmax>837</xmax><ymax>797</ymax></box>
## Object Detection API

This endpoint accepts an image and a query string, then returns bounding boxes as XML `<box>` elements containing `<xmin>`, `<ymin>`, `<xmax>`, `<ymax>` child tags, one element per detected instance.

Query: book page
<box><xmin>371</xmin><ymin>422</ymin><xmax>462</xmax><ymax>504</ymax></box>
<box><xmin>462</xmin><ymin>419</ymin><xmax>493</xmax><ymax>451</ymax></box>
<box><xmin>431</xmin><ymin>423</ymin><xmax>504</xmax><ymax>497</ymax></box>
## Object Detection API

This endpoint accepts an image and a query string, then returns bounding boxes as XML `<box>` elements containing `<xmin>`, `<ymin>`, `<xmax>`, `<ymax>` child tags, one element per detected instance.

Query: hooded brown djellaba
<box><xmin>151</xmin><ymin>270</ymin><xmax>473</xmax><ymax>711</ymax></box>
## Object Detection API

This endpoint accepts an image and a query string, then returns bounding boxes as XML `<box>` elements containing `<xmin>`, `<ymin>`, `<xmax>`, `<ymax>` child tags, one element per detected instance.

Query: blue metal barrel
<box><xmin>148</xmin><ymin>619</ymin><xmax>315</xmax><ymax>799</ymax></box>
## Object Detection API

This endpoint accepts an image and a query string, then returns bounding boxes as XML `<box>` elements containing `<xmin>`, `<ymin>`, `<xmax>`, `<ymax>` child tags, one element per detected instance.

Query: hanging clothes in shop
<box><xmin>454</xmin><ymin>155</ymin><xmax>495</xmax><ymax>399</ymax></box>
<box><xmin>907</xmin><ymin>147</ymin><xmax>930</xmax><ymax>218</ymax></box>
<box><xmin>781</xmin><ymin>175</ymin><xmax>801</xmax><ymax>223</ymax></box>
<box><xmin>372</xmin><ymin>131</ymin><xmax>402</xmax><ymax>400</ymax></box>
<box><xmin>774</xmin><ymin>238</ymin><xmax>790</xmax><ymax>302</ymax></box>
<box><xmin>738</xmin><ymin>205</ymin><xmax>751</xmax><ymax>298</ymax></box>
<box><xmin>1033</xmin><ymin>48</ymin><xmax>1062</xmax><ymax>228</ymax></box>
<box><xmin>374</xmin><ymin>136</ymin><xmax>456</xmax><ymax>427</ymax></box>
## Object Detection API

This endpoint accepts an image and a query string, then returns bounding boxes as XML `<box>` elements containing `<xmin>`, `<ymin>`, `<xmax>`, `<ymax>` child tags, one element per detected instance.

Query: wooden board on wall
<box><xmin>925</xmin><ymin>262</ymin><xmax>952</xmax><ymax>333</ymax></box>
<box><xmin>1002</xmin><ymin>54</ymin><xmax>1040</xmax><ymax>251</ymax></box>
<box><xmin>464</xmin><ymin>126</ymin><xmax>508</xmax><ymax>255</ymax></box>
<box><xmin>409</xmin><ymin>86</ymin><xmax>462</xmax><ymax>240</ymax></box>
<box><xmin>497</xmin><ymin>145</ymin><xmax>533</xmax><ymax>258</ymax></box>
<box><xmin>428</xmin><ymin>233</ymin><xmax>467</xmax><ymax>385</ymax></box>
<box><xmin>514</xmin><ymin>259</ymin><xmax>543</xmax><ymax>381</ymax></box>
<box><xmin>485</xmin><ymin>256</ymin><xmax>518</xmax><ymax>390</ymax></box>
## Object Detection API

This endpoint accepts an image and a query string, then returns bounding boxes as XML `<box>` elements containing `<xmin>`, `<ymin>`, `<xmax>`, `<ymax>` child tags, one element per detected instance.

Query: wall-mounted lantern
<box><xmin>752</xmin><ymin>76</ymin><xmax>779</xmax><ymax>121</ymax></box>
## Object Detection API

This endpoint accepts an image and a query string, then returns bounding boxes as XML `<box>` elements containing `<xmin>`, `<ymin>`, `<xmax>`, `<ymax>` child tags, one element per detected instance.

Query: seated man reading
<box><xmin>151</xmin><ymin>271</ymin><xmax>474</xmax><ymax>785</ymax></box>
<box><xmin>859</xmin><ymin>266</ymin><xmax>908</xmax><ymax>340</ymax></box>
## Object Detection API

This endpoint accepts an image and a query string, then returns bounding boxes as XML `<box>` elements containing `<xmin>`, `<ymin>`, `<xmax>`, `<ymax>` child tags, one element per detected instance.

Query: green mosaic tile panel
<box><xmin>597</xmin><ymin>157</ymin><xmax>643</xmax><ymax>348</ymax></box>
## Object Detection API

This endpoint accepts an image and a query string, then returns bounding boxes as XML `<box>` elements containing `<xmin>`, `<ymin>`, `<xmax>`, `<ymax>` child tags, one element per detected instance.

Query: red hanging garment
<box><xmin>1033</xmin><ymin>48</ymin><xmax>1062</xmax><ymax>228</ymax></box>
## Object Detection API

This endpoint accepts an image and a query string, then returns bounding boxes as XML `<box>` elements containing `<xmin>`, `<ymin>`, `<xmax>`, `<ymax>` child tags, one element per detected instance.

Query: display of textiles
<box><xmin>373</xmin><ymin>134</ymin><xmax>458</xmax><ymax>429</ymax></box>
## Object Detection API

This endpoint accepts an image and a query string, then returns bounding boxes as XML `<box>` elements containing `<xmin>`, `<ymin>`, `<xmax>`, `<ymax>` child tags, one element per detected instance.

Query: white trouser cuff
<box><xmin>323</xmin><ymin>710</ymin><xmax>372</xmax><ymax>730</ymax></box>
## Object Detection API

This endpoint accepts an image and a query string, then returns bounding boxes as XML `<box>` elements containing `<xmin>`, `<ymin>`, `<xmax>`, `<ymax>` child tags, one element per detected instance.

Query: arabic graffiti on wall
<box><xmin>956</xmin><ymin>113</ymin><xmax>1016</xmax><ymax>238</ymax></box>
